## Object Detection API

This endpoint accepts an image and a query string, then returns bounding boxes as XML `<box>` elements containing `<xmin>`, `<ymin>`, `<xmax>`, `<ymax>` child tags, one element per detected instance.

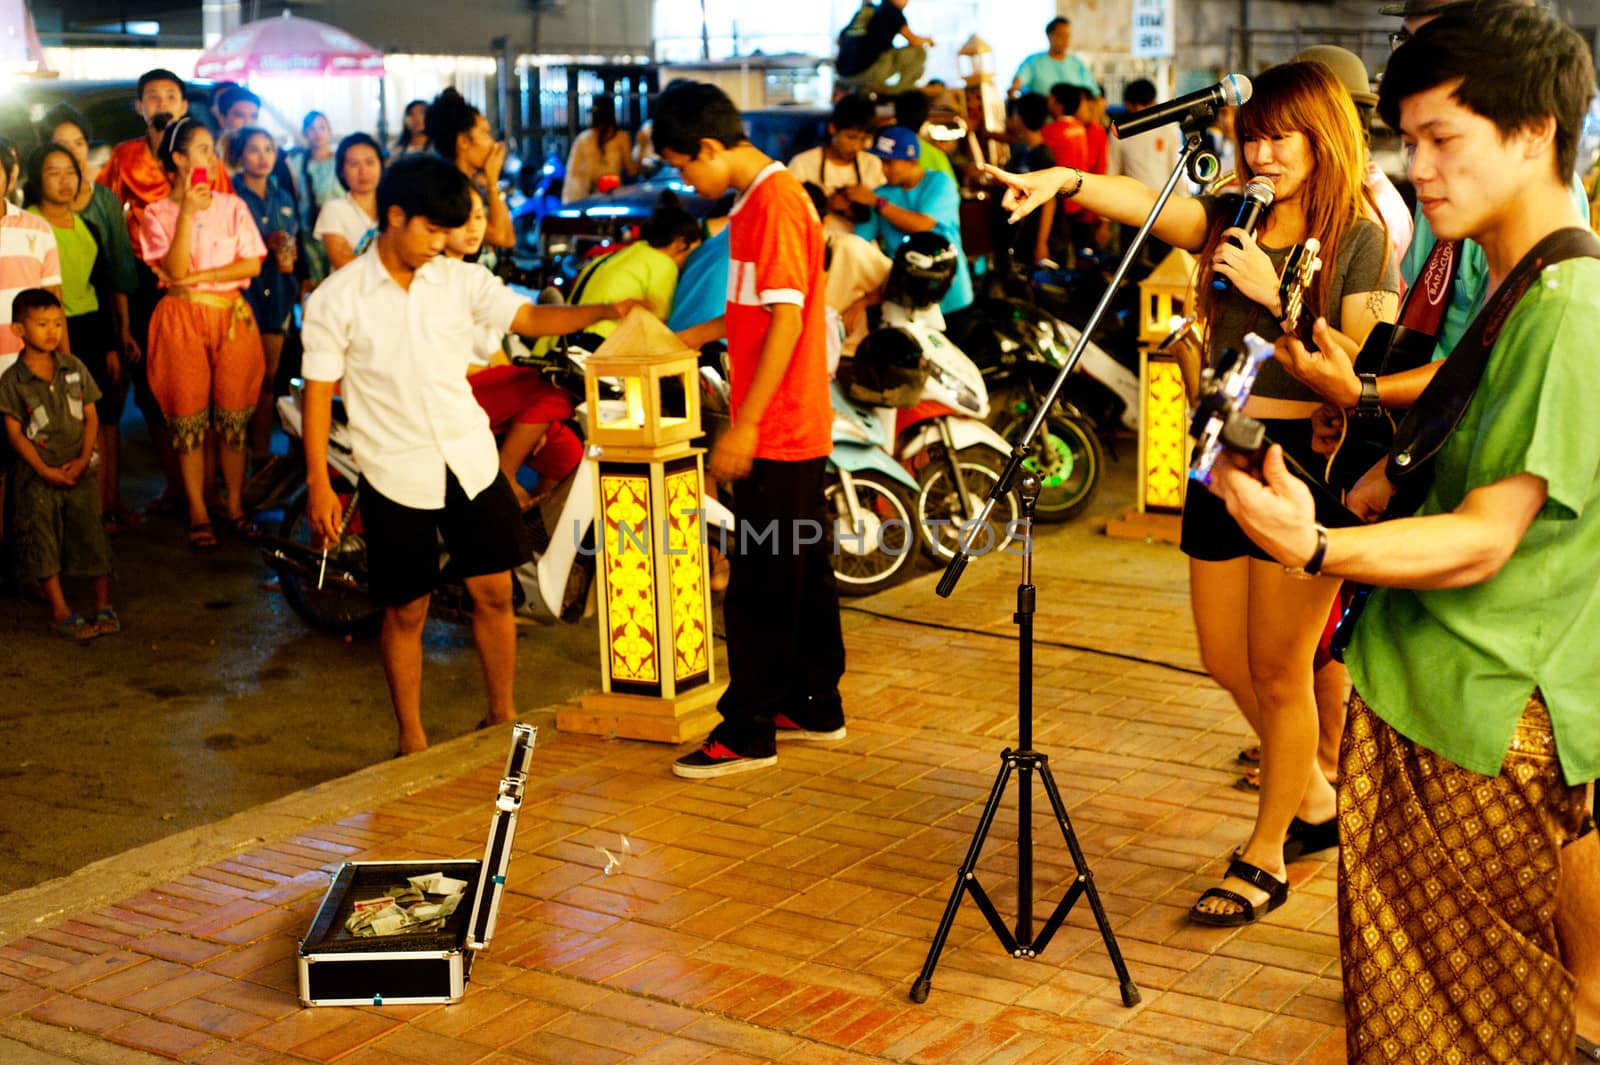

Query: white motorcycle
<box><xmin>838</xmin><ymin>232</ymin><xmax>1020</xmax><ymax>563</ymax></box>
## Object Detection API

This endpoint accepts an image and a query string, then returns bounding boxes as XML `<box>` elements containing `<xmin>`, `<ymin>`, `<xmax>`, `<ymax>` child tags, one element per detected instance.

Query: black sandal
<box><xmin>1283</xmin><ymin>815</ymin><xmax>1340</xmax><ymax>863</ymax></box>
<box><xmin>1577</xmin><ymin>1032</ymin><xmax>1600</xmax><ymax>1061</ymax></box>
<box><xmin>1189</xmin><ymin>858</ymin><xmax>1289</xmax><ymax>927</ymax></box>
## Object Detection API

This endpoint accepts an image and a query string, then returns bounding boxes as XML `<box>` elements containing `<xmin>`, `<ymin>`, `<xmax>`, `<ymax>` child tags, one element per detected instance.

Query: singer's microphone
<box><xmin>1211</xmin><ymin>177</ymin><xmax>1275</xmax><ymax>294</ymax></box>
<box><xmin>1113</xmin><ymin>73</ymin><xmax>1252</xmax><ymax>139</ymax></box>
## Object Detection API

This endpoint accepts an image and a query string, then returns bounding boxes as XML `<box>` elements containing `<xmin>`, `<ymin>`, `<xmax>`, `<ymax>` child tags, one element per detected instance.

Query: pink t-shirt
<box><xmin>0</xmin><ymin>204</ymin><xmax>63</xmax><ymax>366</ymax></box>
<box><xmin>1366</xmin><ymin>161</ymin><xmax>1413</xmax><ymax>290</ymax></box>
<box><xmin>140</xmin><ymin>193</ymin><xmax>265</xmax><ymax>294</ymax></box>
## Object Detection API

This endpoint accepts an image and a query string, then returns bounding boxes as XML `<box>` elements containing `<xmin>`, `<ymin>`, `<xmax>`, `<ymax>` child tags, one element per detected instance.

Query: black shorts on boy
<box><xmin>358</xmin><ymin>469</ymin><xmax>527</xmax><ymax>607</ymax></box>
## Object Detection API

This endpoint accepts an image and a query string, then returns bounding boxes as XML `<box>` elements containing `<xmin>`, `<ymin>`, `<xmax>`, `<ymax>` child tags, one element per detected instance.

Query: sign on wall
<box><xmin>1132</xmin><ymin>0</ymin><xmax>1175</xmax><ymax>58</ymax></box>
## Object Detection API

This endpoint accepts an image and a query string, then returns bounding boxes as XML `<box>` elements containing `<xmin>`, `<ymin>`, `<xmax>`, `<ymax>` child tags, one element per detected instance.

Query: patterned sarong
<box><xmin>1339</xmin><ymin>690</ymin><xmax>1589</xmax><ymax>1064</ymax></box>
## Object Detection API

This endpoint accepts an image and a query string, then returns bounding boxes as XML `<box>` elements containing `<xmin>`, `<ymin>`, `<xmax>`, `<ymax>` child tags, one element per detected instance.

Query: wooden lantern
<box><xmin>1136</xmin><ymin>247</ymin><xmax>1198</xmax><ymax>347</ymax></box>
<box><xmin>1107</xmin><ymin>249</ymin><xmax>1197</xmax><ymax>543</ymax></box>
<box><xmin>558</xmin><ymin>311</ymin><xmax>725</xmax><ymax>744</ymax></box>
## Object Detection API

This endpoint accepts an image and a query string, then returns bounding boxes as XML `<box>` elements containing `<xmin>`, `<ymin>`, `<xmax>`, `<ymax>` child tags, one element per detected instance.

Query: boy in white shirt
<box><xmin>300</xmin><ymin>154</ymin><xmax>639</xmax><ymax>755</ymax></box>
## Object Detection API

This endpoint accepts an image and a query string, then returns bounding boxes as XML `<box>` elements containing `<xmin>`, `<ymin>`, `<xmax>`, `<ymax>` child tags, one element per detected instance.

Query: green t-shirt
<box><xmin>919</xmin><ymin>139</ymin><xmax>955</xmax><ymax>183</ymax></box>
<box><xmin>1345</xmin><ymin>255</ymin><xmax>1600</xmax><ymax>785</ymax></box>
<box><xmin>1401</xmin><ymin>177</ymin><xmax>1590</xmax><ymax>362</ymax></box>
<box><xmin>30</xmin><ymin>209</ymin><xmax>99</xmax><ymax>318</ymax></box>
<box><xmin>572</xmin><ymin>242</ymin><xmax>680</xmax><ymax>339</ymax></box>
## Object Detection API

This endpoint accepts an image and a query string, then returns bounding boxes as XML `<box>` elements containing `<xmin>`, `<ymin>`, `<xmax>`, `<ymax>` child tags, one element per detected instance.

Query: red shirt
<box><xmin>1043</xmin><ymin>119</ymin><xmax>1093</xmax><ymax>218</ymax></box>
<box><xmin>1083</xmin><ymin>121</ymin><xmax>1108</xmax><ymax>176</ymax></box>
<box><xmin>725</xmin><ymin>164</ymin><xmax>831</xmax><ymax>462</ymax></box>
<box><xmin>96</xmin><ymin>137</ymin><xmax>234</xmax><ymax>250</ymax></box>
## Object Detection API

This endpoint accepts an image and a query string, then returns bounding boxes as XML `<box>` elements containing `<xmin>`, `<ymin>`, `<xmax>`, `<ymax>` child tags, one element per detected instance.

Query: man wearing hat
<box><xmin>844</xmin><ymin>125</ymin><xmax>975</xmax><ymax>329</ymax></box>
<box><xmin>1293</xmin><ymin>45</ymin><xmax>1412</xmax><ymax>266</ymax></box>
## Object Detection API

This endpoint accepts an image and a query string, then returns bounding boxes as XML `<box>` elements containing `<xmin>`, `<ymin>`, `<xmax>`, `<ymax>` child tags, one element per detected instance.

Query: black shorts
<box><xmin>1181</xmin><ymin>417</ymin><xmax>1344</xmax><ymax>563</ymax></box>
<box><xmin>358</xmin><ymin>470</ymin><xmax>528</xmax><ymax>607</ymax></box>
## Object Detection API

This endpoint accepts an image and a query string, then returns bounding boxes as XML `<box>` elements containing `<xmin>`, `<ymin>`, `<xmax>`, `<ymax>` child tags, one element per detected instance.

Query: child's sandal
<box><xmin>53</xmin><ymin>614</ymin><xmax>98</xmax><ymax>641</ymax></box>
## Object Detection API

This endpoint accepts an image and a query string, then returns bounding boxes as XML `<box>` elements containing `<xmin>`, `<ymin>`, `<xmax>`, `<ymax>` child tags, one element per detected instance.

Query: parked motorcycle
<box><xmin>965</xmin><ymin>293</ymin><xmax>1110</xmax><ymax>522</ymax></box>
<box><xmin>825</xmin><ymin>382</ymin><xmax>919</xmax><ymax>595</ymax></box>
<box><xmin>839</xmin><ymin>232</ymin><xmax>1020</xmax><ymax>563</ymax></box>
<box><xmin>698</xmin><ymin>345</ymin><xmax>919</xmax><ymax>596</ymax></box>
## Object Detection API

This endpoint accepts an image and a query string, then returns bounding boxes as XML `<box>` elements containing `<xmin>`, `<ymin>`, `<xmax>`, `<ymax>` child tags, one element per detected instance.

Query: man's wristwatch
<box><xmin>1285</xmin><ymin>523</ymin><xmax>1330</xmax><ymax>578</ymax></box>
<box><xmin>1353</xmin><ymin>373</ymin><xmax>1382</xmax><ymax>419</ymax></box>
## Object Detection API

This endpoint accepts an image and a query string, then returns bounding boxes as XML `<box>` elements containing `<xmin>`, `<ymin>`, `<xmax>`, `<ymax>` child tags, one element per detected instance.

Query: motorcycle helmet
<box><xmin>884</xmin><ymin>231</ymin><xmax>958</xmax><ymax>310</ymax></box>
<box><xmin>839</xmin><ymin>326</ymin><xmax>930</xmax><ymax>408</ymax></box>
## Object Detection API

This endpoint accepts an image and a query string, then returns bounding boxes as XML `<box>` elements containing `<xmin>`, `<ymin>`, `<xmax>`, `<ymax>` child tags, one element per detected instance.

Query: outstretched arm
<box><xmin>982</xmin><ymin>164</ymin><xmax>1211</xmax><ymax>251</ymax></box>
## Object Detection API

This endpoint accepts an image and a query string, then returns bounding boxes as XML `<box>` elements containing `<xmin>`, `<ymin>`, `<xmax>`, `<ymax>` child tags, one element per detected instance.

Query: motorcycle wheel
<box><xmin>276</xmin><ymin>495</ymin><xmax>383</xmax><ymax>637</ymax></box>
<box><xmin>915</xmin><ymin>445</ymin><xmax>1020</xmax><ymax>562</ymax></box>
<box><xmin>826</xmin><ymin>469</ymin><xmax>918</xmax><ymax>597</ymax></box>
<box><xmin>1002</xmin><ymin>413</ymin><xmax>1104</xmax><ymax>522</ymax></box>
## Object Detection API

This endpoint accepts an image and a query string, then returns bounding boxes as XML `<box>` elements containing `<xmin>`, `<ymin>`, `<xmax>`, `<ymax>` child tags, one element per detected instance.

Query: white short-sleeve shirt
<box><xmin>313</xmin><ymin>197</ymin><xmax>379</xmax><ymax>258</ymax></box>
<box><xmin>300</xmin><ymin>247</ymin><xmax>528</xmax><ymax>508</ymax></box>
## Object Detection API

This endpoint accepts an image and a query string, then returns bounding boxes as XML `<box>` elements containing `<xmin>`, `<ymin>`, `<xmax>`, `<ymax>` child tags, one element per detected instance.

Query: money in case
<box><xmin>296</xmin><ymin>724</ymin><xmax>535</xmax><ymax>1006</ymax></box>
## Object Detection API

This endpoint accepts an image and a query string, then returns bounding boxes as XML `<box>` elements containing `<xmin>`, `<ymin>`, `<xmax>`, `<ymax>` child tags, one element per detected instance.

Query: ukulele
<box><xmin>1190</xmin><ymin>239</ymin><xmax>1334</xmax><ymax>490</ymax></box>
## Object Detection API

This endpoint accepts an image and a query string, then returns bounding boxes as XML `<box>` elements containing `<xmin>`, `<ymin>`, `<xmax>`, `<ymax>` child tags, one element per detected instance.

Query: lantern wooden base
<box><xmin>1105</xmin><ymin>509</ymin><xmax>1183</xmax><ymax>545</ymax></box>
<box><xmin>562</xmin><ymin>682</ymin><xmax>728</xmax><ymax>744</ymax></box>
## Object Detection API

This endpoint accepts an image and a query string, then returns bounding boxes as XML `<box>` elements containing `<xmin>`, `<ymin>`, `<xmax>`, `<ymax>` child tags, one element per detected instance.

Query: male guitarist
<box><xmin>1212</xmin><ymin>6</ymin><xmax>1600</xmax><ymax>1062</ymax></box>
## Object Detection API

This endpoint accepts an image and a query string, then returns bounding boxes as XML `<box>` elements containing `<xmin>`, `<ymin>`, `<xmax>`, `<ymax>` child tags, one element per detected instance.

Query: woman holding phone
<box><xmin>139</xmin><ymin>114</ymin><xmax>266</xmax><ymax>550</ymax></box>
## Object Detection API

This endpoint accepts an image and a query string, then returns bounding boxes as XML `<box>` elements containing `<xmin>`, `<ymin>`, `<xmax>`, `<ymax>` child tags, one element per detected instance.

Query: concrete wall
<box><xmin>1061</xmin><ymin>0</ymin><xmax>1398</xmax><ymax>95</ymax></box>
<box><xmin>312</xmin><ymin>0</ymin><xmax>654</xmax><ymax>56</ymax></box>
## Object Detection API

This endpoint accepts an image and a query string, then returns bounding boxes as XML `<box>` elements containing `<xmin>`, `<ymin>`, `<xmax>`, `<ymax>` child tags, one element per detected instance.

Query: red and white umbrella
<box><xmin>195</xmin><ymin>12</ymin><xmax>384</xmax><ymax>80</ymax></box>
<box><xmin>0</xmin><ymin>0</ymin><xmax>50</xmax><ymax>76</ymax></box>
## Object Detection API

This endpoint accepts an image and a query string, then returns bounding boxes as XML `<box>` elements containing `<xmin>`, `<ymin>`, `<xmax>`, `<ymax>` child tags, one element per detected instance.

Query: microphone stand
<box><xmin>909</xmin><ymin>115</ymin><xmax>1220</xmax><ymax>1007</ymax></box>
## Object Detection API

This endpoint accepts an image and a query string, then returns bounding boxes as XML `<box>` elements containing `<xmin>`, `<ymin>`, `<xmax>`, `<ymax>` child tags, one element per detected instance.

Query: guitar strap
<box><xmin>1398</xmin><ymin>239</ymin><xmax>1459</xmax><ymax>333</ymax></box>
<box><xmin>1385</xmin><ymin>226</ymin><xmax>1600</xmax><ymax>514</ymax></box>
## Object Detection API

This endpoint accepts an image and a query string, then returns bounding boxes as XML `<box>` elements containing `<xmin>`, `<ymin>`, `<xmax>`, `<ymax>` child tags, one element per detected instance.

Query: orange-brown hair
<box><xmin>1197</xmin><ymin>61</ymin><xmax>1379</xmax><ymax>330</ymax></box>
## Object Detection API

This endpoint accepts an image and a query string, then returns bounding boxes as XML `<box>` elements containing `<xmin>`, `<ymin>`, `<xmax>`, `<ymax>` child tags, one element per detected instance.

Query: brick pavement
<box><xmin>0</xmin><ymin>543</ymin><xmax>1348</xmax><ymax>1064</ymax></box>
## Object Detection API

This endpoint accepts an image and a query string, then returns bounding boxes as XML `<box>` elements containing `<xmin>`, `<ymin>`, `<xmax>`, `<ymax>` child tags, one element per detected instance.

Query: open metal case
<box><xmin>296</xmin><ymin>724</ymin><xmax>536</xmax><ymax>1007</ymax></box>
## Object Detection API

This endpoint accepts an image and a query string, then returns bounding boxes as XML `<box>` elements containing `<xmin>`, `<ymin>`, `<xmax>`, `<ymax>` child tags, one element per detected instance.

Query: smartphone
<box><xmin>190</xmin><ymin>166</ymin><xmax>208</xmax><ymax>187</ymax></box>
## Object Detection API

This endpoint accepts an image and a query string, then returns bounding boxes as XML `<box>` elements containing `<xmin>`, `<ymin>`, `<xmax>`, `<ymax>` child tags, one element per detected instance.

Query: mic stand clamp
<box><xmin>912</xmin><ymin>114</ymin><xmax>1219</xmax><ymax>1007</ymax></box>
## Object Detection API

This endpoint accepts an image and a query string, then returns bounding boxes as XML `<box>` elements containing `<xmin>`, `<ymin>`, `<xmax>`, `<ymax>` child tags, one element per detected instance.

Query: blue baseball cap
<box><xmin>868</xmin><ymin>125</ymin><xmax>921</xmax><ymax>162</ymax></box>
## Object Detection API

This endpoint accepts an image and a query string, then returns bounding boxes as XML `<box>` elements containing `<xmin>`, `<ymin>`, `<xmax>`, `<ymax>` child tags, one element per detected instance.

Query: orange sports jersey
<box><xmin>96</xmin><ymin>137</ymin><xmax>235</xmax><ymax>249</ymax></box>
<box><xmin>724</xmin><ymin>164</ymin><xmax>831</xmax><ymax>462</ymax></box>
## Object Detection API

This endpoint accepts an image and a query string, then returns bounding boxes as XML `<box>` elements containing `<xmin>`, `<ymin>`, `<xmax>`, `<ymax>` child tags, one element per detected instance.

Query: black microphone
<box><xmin>1113</xmin><ymin>73</ymin><xmax>1252</xmax><ymax>139</ymax></box>
<box><xmin>1211</xmin><ymin>177</ymin><xmax>1275</xmax><ymax>294</ymax></box>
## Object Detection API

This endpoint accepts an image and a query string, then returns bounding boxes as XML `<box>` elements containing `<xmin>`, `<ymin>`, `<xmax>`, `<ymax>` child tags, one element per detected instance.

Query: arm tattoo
<box><xmin>1366</xmin><ymin>289</ymin><xmax>1387</xmax><ymax>320</ymax></box>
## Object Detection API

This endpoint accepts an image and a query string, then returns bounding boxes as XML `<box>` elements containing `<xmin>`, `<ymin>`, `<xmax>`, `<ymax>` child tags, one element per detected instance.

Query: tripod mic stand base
<box><xmin>907</xmin><ymin>747</ymin><xmax>1141</xmax><ymax>1009</ymax></box>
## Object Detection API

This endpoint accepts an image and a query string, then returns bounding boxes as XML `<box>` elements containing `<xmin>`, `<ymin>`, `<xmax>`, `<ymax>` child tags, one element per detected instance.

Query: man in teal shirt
<box><xmin>1215</xmin><ymin>8</ymin><xmax>1600</xmax><ymax>1060</ymax></box>
<box><xmin>847</xmin><ymin>125</ymin><xmax>973</xmax><ymax>325</ymax></box>
<box><xmin>1010</xmin><ymin>18</ymin><xmax>1096</xmax><ymax>98</ymax></box>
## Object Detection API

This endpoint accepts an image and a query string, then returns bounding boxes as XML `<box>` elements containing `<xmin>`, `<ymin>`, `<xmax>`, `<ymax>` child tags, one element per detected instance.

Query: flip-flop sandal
<box><xmin>189</xmin><ymin>521</ymin><xmax>219</xmax><ymax>551</ymax></box>
<box><xmin>1237</xmin><ymin>745</ymin><xmax>1262</xmax><ymax>765</ymax></box>
<box><xmin>1576</xmin><ymin>1032</ymin><xmax>1599</xmax><ymax>1061</ymax></box>
<box><xmin>1233</xmin><ymin>769</ymin><xmax>1261</xmax><ymax>792</ymax></box>
<box><xmin>1189</xmin><ymin>857</ymin><xmax>1289</xmax><ymax>927</ymax></box>
<box><xmin>53</xmin><ymin>614</ymin><xmax>98</xmax><ymax>641</ymax></box>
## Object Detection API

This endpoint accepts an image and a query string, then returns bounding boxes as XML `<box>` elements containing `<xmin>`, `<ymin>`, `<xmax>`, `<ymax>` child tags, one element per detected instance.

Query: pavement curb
<box><xmin>0</xmin><ymin>707</ymin><xmax>562</xmax><ymax>946</ymax></box>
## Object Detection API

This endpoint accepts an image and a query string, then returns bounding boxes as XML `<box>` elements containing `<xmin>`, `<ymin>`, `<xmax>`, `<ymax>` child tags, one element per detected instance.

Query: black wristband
<box><xmin>1354</xmin><ymin>373</ymin><xmax>1382</xmax><ymax>418</ymax></box>
<box><xmin>1304</xmin><ymin>524</ymin><xmax>1329</xmax><ymax>576</ymax></box>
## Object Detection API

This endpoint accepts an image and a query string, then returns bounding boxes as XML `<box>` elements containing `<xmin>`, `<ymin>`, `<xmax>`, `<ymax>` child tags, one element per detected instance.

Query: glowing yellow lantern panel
<box><xmin>565</xmin><ymin>310</ymin><xmax>725</xmax><ymax>744</ymax></box>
